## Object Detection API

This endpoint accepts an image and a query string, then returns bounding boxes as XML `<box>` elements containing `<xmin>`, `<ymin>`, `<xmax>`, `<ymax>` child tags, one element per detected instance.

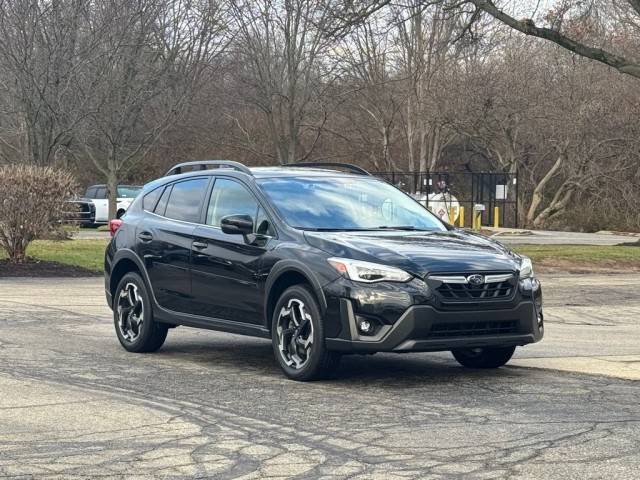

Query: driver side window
<box><xmin>206</xmin><ymin>178</ymin><xmax>259</xmax><ymax>228</ymax></box>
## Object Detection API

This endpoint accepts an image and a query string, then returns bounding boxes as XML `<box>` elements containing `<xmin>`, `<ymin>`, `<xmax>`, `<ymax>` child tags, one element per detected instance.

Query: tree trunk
<box><xmin>107</xmin><ymin>166</ymin><xmax>119</xmax><ymax>221</ymax></box>
<box><xmin>382</xmin><ymin>125</ymin><xmax>392</xmax><ymax>170</ymax></box>
<box><xmin>429</xmin><ymin>126</ymin><xmax>441</xmax><ymax>171</ymax></box>
<box><xmin>525</xmin><ymin>151</ymin><xmax>565</xmax><ymax>227</ymax></box>
<box><xmin>418</xmin><ymin>127</ymin><xmax>428</xmax><ymax>172</ymax></box>
<box><xmin>406</xmin><ymin>101</ymin><xmax>416</xmax><ymax>175</ymax></box>
<box><xmin>531</xmin><ymin>186</ymin><xmax>574</xmax><ymax>228</ymax></box>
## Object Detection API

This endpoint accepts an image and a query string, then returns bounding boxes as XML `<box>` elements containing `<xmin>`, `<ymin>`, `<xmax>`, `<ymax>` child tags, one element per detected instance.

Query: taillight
<box><xmin>109</xmin><ymin>219</ymin><xmax>123</xmax><ymax>237</ymax></box>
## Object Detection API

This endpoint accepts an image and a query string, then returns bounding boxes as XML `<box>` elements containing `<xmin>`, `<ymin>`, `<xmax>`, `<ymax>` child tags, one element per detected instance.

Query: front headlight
<box><xmin>519</xmin><ymin>256</ymin><xmax>534</xmax><ymax>279</ymax></box>
<box><xmin>327</xmin><ymin>257</ymin><xmax>412</xmax><ymax>283</ymax></box>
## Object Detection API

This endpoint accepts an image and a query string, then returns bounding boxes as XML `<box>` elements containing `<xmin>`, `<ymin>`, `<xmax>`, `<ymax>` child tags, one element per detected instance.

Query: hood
<box><xmin>304</xmin><ymin>229</ymin><xmax>521</xmax><ymax>276</ymax></box>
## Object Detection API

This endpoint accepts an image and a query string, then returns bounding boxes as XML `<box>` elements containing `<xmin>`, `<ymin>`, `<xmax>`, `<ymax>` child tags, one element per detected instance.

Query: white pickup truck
<box><xmin>84</xmin><ymin>184</ymin><xmax>141</xmax><ymax>224</ymax></box>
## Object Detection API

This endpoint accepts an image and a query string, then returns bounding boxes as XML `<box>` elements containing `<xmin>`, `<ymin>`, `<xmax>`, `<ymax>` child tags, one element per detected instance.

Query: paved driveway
<box><xmin>1</xmin><ymin>275</ymin><xmax>640</xmax><ymax>479</ymax></box>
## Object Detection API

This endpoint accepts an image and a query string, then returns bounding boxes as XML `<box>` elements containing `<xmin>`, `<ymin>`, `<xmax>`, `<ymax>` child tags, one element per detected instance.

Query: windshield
<box><xmin>257</xmin><ymin>176</ymin><xmax>446</xmax><ymax>231</ymax></box>
<box><xmin>117</xmin><ymin>186</ymin><xmax>142</xmax><ymax>198</ymax></box>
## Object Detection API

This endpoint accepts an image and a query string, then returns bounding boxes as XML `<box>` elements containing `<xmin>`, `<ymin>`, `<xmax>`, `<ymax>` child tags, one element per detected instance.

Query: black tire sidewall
<box><xmin>271</xmin><ymin>285</ymin><xmax>328</xmax><ymax>381</ymax></box>
<box><xmin>451</xmin><ymin>346</ymin><xmax>516</xmax><ymax>368</ymax></box>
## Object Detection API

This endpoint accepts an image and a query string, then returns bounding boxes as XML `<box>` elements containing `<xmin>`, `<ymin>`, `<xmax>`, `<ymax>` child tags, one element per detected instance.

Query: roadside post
<box><xmin>473</xmin><ymin>204</ymin><xmax>485</xmax><ymax>230</ymax></box>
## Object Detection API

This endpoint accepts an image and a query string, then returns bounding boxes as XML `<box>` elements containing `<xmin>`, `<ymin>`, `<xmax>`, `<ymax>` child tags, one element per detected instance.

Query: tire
<box><xmin>113</xmin><ymin>272</ymin><xmax>168</xmax><ymax>353</ymax></box>
<box><xmin>271</xmin><ymin>285</ymin><xmax>340</xmax><ymax>381</ymax></box>
<box><xmin>451</xmin><ymin>346</ymin><xmax>516</xmax><ymax>369</ymax></box>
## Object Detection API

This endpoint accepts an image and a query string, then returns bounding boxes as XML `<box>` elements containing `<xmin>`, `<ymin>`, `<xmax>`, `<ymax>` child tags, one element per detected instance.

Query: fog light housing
<box><xmin>356</xmin><ymin>316</ymin><xmax>377</xmax><ymax>335</ymax></box>
<box><xmin>358</xmin><ymin>319</ymin><xmax>372</xmax><ymax>333</ymax></box>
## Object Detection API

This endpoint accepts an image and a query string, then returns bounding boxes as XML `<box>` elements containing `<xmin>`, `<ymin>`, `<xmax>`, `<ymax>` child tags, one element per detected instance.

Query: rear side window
<box><xmin>143</xmin><ymin>187</ymin><xmax>163</xmax><ymax>212</ymax></box>
<box><xmin>164</xmin><ymin>178</ymin><xmax>208</xmax><ymax>222</ymax></box>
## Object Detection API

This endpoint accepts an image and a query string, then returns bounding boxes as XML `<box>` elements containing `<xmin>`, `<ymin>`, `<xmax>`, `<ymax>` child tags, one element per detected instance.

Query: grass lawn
<box><xmin>1</xmin><ymin>239</ymin><xmax>639</xmax><ymax>275</ymax></box>
<box><xmin>0</xmin><ymin>239</ymin><xmax>108</xmax><ymax>273</ymax></box>
<box><xmin>513</xmin><ymin>244</ymin><xmax>640</xmax><ymax>271</ymax></box>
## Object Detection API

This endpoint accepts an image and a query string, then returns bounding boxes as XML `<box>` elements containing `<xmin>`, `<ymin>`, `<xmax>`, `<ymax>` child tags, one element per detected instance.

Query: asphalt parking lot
<box><xmin>2</xmin><ymin>274</ymin><xmax>640</xmax><ymax>479</ymax></box>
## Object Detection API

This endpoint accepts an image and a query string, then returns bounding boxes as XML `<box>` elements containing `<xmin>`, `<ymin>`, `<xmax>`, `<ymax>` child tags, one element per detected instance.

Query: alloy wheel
<box><xmin>276</xmin><ymin>298</ymin><xmax>314</xmax><ymax>369</ymax></box>
<box><xmin>117</xmin><ymin>283</ymin><xmax>144</xmax><ymax>342</ymax></box>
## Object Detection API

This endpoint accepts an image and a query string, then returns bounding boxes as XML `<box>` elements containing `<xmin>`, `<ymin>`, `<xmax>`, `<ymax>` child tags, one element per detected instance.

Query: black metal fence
<box><xmin>372</xmin><ymin>171</ymin><xmax>519</xmax><ymax>228</ymax></box>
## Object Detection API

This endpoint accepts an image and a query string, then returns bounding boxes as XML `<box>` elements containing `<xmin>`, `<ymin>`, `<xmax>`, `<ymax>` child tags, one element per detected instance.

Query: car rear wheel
<box><xmin>114</xmin><ymin>272</ymin><xmax>168</xmax><ymax>353</ymax></box>
<box><xmin>271</xmin><ymin>285</ymin><xmax>340</xmax><ymax>381</ymax></box>
<box><xmin>451</xmin><ymin>346</ymin><xmax>516</xmax><ymax>369</ymax></box>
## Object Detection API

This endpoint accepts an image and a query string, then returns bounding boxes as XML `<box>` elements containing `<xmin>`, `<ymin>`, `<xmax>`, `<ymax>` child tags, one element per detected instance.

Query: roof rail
<box><xmin>165</xmin><ymin>160</ymin><xmax>253</xmax><ymax>177</ymax></box>
<box><xmin>285</xmin><ymin>162</ymin><xmax>371</xmax><ymax>176</ymax></box>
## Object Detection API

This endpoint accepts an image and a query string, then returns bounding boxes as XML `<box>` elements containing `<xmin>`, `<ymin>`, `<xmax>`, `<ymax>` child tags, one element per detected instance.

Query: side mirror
<box><xmin>221</xmin><ymin>214</ymin><xmax>254</xmax><ymax>235</ymax></box>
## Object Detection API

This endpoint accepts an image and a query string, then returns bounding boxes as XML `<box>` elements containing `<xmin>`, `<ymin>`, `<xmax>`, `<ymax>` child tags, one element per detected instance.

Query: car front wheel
<box><xmin>271</xmin><ymin>285</ymin><xmax>340</xmax><ymax>381</ymax></box>
<box><xmin>114</xmin><ymin>272</ymin><xmax>168</xmax><ymax>353</ymax></box>
<box><xmin>451</xmin><ymin>346</ymin><xmax>516</xmax><ymax>369</ymax></box>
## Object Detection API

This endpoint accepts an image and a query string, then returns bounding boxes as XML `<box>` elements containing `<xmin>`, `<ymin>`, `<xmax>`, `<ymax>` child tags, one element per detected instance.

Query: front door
<box><xmin>189</xmin><ymin>178</ymin><xmax>274</xmax><ymax>323</ymax></box>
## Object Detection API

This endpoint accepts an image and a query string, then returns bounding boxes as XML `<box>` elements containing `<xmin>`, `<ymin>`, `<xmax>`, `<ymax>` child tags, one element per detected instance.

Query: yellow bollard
<box><xmin>458</xmin><ymin>206</ymin><xmax>465</xmax><ymax>228</ymax></box>
<box><xmin>493</xmin><ymin>207</ymin><xmax>500</xmax><ymax>228</ymax></box>
<box><xmin>473</xmin><ymin>211</ymin><xmax>482</xmax><ymax>230</ymax></box>
<box><xmin>449</xmin><ymin>207</ymin><xmax>456</xmax><ymax>224</ymax></box>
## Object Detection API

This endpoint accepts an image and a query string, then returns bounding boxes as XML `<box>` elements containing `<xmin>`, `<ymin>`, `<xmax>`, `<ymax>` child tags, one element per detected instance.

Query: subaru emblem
<box><xmin>467</xmin><ymin>274</ymin><xmax>485</xmax><ymax>285</ymax></box>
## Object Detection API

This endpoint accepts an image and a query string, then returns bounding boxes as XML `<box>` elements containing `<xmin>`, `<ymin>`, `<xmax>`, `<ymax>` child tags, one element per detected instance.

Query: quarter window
<box><xmin>143</xmin><ymin>187</ymin><xmax>162</xmax><ymax>212</ymax></box>
<box><xmin>164</xmin><ymin>178</ymin><xmax>208</xmax><ymax>222</ymax></box>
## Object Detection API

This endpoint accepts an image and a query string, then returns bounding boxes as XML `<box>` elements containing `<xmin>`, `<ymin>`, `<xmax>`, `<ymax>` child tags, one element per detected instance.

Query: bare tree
<box><xmin>470</xmin><ymin>0</ymin><xmax>640</xmax><ymax>79</ymax></box>
<box><xmin>337</xmin><ymin>10</ymin><xmax>403</xmax><ymax>170</ymax></box>
<box><xmin>227</xmin><ymin>0</ymin><xmax>337</xmax><ymax>164</ymax></box>
<box><xmin>0</xmin><ymin>0</ymin><xmax>95</xmax><ymax>165</ymax></box>
<box><xmin>393</xmin><ymin>1</ymin><xmax>462</xmax><ymax>173</ymax></box>
<box><xmin>72</xmin><ymin>0</ymin><xmax>226</xmax><ymax>219</ymax></box>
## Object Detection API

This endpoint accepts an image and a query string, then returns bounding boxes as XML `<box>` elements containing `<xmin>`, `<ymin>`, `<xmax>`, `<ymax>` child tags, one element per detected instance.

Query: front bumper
<box><xmin>326</xmin><ymin>300</ymin><xmax>542</xmax><ymax>353</ymax></box>
<box><xmin>323</xmin><ymin>275</ymin><xmax>543</xmax><ymax>353</ymax></box>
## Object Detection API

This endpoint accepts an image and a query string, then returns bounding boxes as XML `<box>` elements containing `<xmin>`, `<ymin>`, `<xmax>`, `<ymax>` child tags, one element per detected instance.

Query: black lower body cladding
<box><xmin>327</xmin><ymin>300</ymin><xmax>542</xmax><ymax>353</ymax></box>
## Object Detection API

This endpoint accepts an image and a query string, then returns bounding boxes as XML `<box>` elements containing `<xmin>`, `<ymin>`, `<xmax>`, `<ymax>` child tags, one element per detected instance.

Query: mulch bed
<box><xmin>0</xmin><ymin>259</ymin><xmax>100</xmax><ymax>277</ymax></box>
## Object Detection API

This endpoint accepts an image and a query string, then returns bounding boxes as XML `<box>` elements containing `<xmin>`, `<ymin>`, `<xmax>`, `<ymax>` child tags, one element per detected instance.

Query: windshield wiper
<box><xmin>375</xmin><ymin>225</ymin><xmax>428</xmax><ymax>231</ymax></box>
<box><xmin>298</xmin><ymin>226</ymin><xmax>430</xmax><ymax>232</ymax></box>
<box><xmin>298</xmin><ymin>227</ymin><xmax>366</xmax><ymax>232</ymax></box>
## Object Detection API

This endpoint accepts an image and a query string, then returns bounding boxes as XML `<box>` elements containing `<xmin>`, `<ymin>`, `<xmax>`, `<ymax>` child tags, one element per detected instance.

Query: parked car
<box><xmin>104</xmin><ymin>161</ymin><xmax>543</xmax><ymax>381</ymax></box>
<box><xmin>63</xmin><ymin>198</ymin><xmax>96</xmax><ymax>226</ymax></box>
<box><xmin>84</xmin><ymin>184</ymin><xmax>142</xmax><ymax>224</ymax></box>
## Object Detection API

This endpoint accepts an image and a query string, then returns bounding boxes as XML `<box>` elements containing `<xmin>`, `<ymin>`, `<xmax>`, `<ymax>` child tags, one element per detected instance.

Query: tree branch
<box><xmin>629</xmin><ymin>0</ymin><xmax>640</xmax><ymax>17</ymax></box>
<box><xmin>471</xmin><ymin>0</ymin><xmax>640</xmax><ymax>79</ymax></box>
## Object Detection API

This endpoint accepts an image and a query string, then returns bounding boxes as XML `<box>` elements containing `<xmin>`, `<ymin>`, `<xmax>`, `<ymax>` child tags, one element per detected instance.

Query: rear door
<box><xmin>189</xmin><ymin>177</ymin><xmax>275</xmax><ymax>323</ymax></box>
<box><xmin>136</xmin><ymin>177</ymin><xmax>210</xmax><ymax>313</ymax></box>
<box><xmin>92</xmin><ymin>186</ymin><xmax>109</xmax><ymax>222</ymax></box>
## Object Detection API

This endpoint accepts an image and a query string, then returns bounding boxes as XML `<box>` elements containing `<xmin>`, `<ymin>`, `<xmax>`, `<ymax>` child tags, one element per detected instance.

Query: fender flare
<box><xmin>109</xmin><ymin>249</ymin><xmax>154</xmax><ymax>300</ymax></box>
<box><xmin>263</xmin><ymin>259</ymin><xmax>328</xmax><ymax>324</ymax></box>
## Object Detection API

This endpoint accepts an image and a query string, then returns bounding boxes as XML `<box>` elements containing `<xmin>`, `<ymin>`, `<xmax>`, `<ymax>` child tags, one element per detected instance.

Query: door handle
<box><xmin>192</xmin><ymin>241</ymin><xmax>208</xmax><ymax>249</ymax></box>
<box><xmin>138</xmin><ymin>232</ymin><xmax>153</xmax><ymax>242</ymax></box>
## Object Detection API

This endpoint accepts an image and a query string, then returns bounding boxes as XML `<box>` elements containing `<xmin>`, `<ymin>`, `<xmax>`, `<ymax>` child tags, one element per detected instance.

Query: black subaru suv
<box><xmin>105</xmin><ymin>161</ymin><xmax>543</xmax><ymax>380</ymax></box>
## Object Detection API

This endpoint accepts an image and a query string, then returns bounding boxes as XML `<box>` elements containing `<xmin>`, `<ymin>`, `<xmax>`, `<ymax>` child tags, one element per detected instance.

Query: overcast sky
<box><xmin>511</xmin><ymin>0</ymin><xmax>559</xmax><ymax>18</ymax></box>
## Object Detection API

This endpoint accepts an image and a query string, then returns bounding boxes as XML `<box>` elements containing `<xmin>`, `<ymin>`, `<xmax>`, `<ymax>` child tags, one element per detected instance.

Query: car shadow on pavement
<box><xmin>156</xmin><ymin>333</ymin><xmax>529</xmax><ymax>385</ymax></box>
